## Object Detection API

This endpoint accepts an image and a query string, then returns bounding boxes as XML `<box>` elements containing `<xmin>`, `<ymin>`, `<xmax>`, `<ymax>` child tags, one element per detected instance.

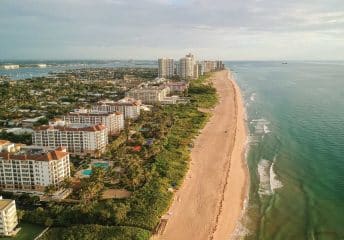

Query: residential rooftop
<box><xmin>36</xmin><ymin>123</ymin><xmax>107</xmax><ymax>132</ymax></box>
<box><xmin>0</xmin><ymin>199</ymin><xmax>13</xmax><ymax>211</ymax></box>
<box><xmin>0</xmin><ymin>145</ymin><xmax>68</xmax><ymax>162</ymax></box>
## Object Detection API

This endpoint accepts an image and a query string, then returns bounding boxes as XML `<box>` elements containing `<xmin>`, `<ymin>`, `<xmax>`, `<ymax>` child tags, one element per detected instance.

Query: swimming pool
<box><xmin>82</xmin><ymin>169</ymin><xmax>93</xmax><ymax>176</ymax></box>
<box><xmin>93</xmin><ymin>162</ymin><xmax>109</xmax><ymax>168</ymax></box>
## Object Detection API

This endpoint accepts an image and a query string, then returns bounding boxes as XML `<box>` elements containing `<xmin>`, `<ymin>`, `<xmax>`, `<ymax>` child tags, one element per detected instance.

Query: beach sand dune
<box><xmin>155</xmin><ymin>70</ymin><xmax>248</xmax><ymax>240</ymax></box>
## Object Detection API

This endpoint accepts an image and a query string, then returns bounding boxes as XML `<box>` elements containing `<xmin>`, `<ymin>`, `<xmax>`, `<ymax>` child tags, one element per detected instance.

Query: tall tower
<box><xmin>158</xmin><ymin>58</ymin><xmax>174</xmax><ymax>78</ymax></box>
<box><xmin>179</xmin><ymin>53</ymin><xmax>195</xmax><ymax>79</ymax></box>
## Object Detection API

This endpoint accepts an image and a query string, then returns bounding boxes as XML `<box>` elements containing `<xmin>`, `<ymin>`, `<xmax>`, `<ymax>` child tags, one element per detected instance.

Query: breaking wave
<box><xmin>258</xmin><ymin>158</ymin><xmax>283</xmax><ymax>197</ymax></box>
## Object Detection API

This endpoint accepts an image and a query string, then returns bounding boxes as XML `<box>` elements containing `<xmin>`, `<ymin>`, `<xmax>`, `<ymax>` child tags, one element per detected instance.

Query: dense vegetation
<box><xmin>40</xmin><ymin>225</ymin><xmax>150</xmax><ymax>240</ymax></box>
<box><xmin>0</xmin><ymin>131</ymin><xmax>32</xmax><ymax>145</ymax></box>
<box><xmin>19</xmin><ymin>73</ymin><xmax>218</xmax><ymax>239</ymax></box>
<box><xmin>0</xmin><ymin>67</ymin><xmax>156</xmax><ymax>122</ymax></box>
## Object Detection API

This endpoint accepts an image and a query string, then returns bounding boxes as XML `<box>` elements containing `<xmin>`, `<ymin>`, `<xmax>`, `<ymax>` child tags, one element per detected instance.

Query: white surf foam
<box><xmin>258</xmin><ymin>158</ymin><xmax>283</xmax><ymax>197</ymax></box>
<box><xmin>258</xmin><ymin>159</ymin><xmax>272</xmax><ymax>196</ymax></box>
<box><xmin>270</xmin><ymin>161</ymin><xmax>283</xmax><ymax>192</ymax></box>
<box><xmin>263</xmin><ymin>124</ymin><xmax>271</xmax><ymax>134</ymax></box>
<box><xmin>230</xmin><ymin>186</ymin><xmax>252</xmax><ymax>239</ymax></box>
<box><xmin>251</xmin><ymin>118</ymin><xmax>271</xmax><ymax>135</ymax></box>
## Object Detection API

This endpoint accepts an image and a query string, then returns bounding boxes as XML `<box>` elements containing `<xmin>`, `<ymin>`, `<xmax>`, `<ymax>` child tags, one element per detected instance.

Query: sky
<box><xmin>1</xmin><ymin>0</ymin><xmax>344</xmax><ymax>60</ymax></box>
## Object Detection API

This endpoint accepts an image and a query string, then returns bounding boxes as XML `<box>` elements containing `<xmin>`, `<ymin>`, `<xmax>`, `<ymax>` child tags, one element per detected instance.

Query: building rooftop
<box><xmin>0</xmin><ymin>145</ymin><xmax>69</xmax><ymax>162</ymax></box>
<box><xmin>67</xmin><ymin>111</ymin><xmax>120</xmax><ymax>117</ymax></box>
<box><xmin>0</xmin><ymin>199</ymin><xmax>13</xmax><ymax>211</ymax></box>
<box><xmin>0</xmin><ymin>140</ymin><xmax>11</xmax><ymax>146</ymax></box>
<box><xmin>21</xmin><ymin>116</ymin><xmax>45</xmax><ymax>123</ymax></box>
<box><xmin>36</xmin><ymin>123</ymin><xmax>107</xmax><ymax>132</ymax></box>
<box><xmin>97</xmin><ymin>98</ymin><xmax>141</xmax><ymax>106</ymax></box>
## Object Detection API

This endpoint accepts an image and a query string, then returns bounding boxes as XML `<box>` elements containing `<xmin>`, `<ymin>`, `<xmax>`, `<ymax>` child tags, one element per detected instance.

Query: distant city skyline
<box><xmin>1</xmin><ymin>0</ymin><xmax>344</xmax><ymax>60</ymax></box>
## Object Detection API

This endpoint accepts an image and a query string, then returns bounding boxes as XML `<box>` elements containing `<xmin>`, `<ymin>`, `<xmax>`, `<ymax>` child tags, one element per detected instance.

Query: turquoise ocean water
<box><xmin>226</xmin><ymin>62</ymin><xmax>344</xmax><ymax>240</ymax></box>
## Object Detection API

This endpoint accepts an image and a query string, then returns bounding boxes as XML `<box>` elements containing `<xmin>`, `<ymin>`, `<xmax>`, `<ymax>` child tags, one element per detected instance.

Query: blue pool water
<box><xmin>82</xmin><ymin>169</ymin><xmax>93</xmax><ymax>176</ymax></box>
<box><xmin>93</xmin><ymin>162</ymin><xmax>109</xmax><ymax>168</ymax></box>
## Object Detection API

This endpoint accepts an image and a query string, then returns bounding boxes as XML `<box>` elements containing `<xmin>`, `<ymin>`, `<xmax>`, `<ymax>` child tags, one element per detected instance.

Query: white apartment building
<box><xmin>32</xmin><ymin>124</ymin><xmax>108</xmax><ymax>157</ymax></box>
<box><xmin>202</xmin><ymin>60</ymin><xmax>225</xmax><ymax>73</ymax></box>
<box><xmin>179</xmin><ymin>53</ymin><xmax>196</xmax><ymax>79</ymax></box>
<box><xmin>0</xmin><ymin>144</ymin><xmax>70</xmax><ymax>193</ymax></box>
<box><xmin>0</xmin><ymin>198</ymin><xmax>19</xmax><ymax>236</ymax></box>
<box><xmin>64</xmin><ymin>110</ymin><xmax>124</xmax><ymax>135</ymax></box>
<box><xmin>125</xmin><ymin>86</ymin><xmax>170</xmax><ymax>104</ymax></box>
<box><xmin>197</xmin><ymin>63</ymin><xmax>204</xmax><ymax>76</ymax></box>
<box><xmin>158</xmin><ymin>58</ymin><xmax>174</xmax><ymax>78</ymax></box>
<box><xmin>92</xmin><ymin>98</ymin><xmax>141</xmax><ymax>120</ymax></box>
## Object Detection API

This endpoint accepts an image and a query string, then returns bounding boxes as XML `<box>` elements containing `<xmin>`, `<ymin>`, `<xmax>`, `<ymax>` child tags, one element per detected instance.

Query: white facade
<box><xmin>32</xmin><ymin>124</ymin><xmax>108</xmax><ymax>157</ymax></box>
<box><xmin>0</xmin><ymin>198</ymin><xmax>18</xmax><ymax>236</ymax></box>
<box><xmin>125</xmin><ymin>87</ymin><xmax>170</xmax><ymax>104</ymax></box>
<box><xmin>179</xmin><ymin>53</ymin><xmax>196</xmax><ymax>79</ymax></box>
<box><xmin>158</xmin><ymin>58</ymin><xmax>174</xmax><ymax>78</ymax></box>
<box><xmin>92</xmin><ymin>98</ymin><xmax>141</xmax><ymax>120</ymax></box>
<box><xmin>0</xmin><ymin>145</ymin><xmax>70</xmax><ymax>193</ymax></box>
<box><xmin>64</xmin><ymin>111</ymin><xmax>124</xmax><ymax>135</ymax></box>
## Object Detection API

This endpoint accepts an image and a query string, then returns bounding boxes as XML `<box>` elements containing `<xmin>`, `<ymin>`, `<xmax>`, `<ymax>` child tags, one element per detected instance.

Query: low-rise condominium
<box><xmin>92</xmin><ymin>97</ymin><xmax>141</xmax><ymax>120</ymax></box>
<box><xmin>64</xmin><ymin>110</ymin><xmax>124</xmax><ymax>135</ymax></box>
<box><xmin>0</xmin><ymin>197</ymin><xmax>19</xmax><ymax>236</ymax></box>
<box><xmin>125</xmin><ymin>86</ymin><xmax>170</xmax><ymax>104</ymax></box>
<box><xmin>0</xmin><ymin>142</ymin><xmax>70</xmax><ymax>193</ymax></box>
<box><xmin>32</xmin><ymin>123</ymin><xmax>108</xmax><ymax>157</ymax></box>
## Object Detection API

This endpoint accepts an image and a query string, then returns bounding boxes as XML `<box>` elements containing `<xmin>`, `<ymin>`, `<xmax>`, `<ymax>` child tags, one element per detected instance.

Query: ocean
<box><xmin>227</xmin><ymin>61</ymin><xmax>344</xmax><ymax>240</ymax></box>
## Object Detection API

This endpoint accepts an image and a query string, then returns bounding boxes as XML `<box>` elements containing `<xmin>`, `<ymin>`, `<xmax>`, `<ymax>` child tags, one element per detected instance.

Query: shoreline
<box><xmin>155</xmin><ymin>69</ymin><xmax>249</xmax><ymax>240</ymax></box>
<box><xmin>212</xmin><ymin>70</ymin><xmax>249</xmax><ymax>240</ymax></box>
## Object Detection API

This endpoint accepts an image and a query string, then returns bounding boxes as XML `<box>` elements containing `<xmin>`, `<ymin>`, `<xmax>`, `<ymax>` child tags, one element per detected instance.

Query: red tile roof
<box><xmin>36</xmin><ymin>124</ymin><xmax>107</xmax><ymax>132</ymax></box>
<box><xmin>0</xmin><ymin>149</ymin><xmax>69</xmax><ymax>161</ymax></box>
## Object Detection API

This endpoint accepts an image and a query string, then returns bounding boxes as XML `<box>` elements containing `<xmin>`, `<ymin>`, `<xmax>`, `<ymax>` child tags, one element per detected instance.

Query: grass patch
<box><xmin>0</xmin><ymin>223</ymin><xmax>45</xmax><ymax>240</ymax></box>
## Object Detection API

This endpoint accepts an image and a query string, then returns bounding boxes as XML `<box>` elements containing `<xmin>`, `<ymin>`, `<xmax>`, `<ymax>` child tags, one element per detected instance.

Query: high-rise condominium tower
<box><xmin>158</xmin><ymin>58</ymin><xmax>174</xmax><ymax>78</ymax></box>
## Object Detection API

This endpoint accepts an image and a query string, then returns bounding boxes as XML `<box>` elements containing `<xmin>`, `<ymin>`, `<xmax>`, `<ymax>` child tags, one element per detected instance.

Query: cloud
<box><xmin>0</xmin><ymin>0</ymin><xmax>344</xmax><ymax>60</ymax></box>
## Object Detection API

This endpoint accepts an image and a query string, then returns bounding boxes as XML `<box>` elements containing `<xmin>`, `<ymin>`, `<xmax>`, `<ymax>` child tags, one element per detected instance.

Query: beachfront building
<box><xmin>164</xmin><ymin>81</ymin><xmax>189</xmax><ymax>93</ymax></box>
<box><xmin>0</xmin><ymin>198</ymin><xmax>19</xmax><ymax>236</ymax></box>
<box><xmin>193</xmin><ymin>63</ymin><xmax>199</xmax><ymax>79</ymax></box>
<box><xmin>158</xmin><ymin>58</ymin><xmax>174</xmax><ymax>78</ymax></box>
<box><xmin>179</xmin><ymin>53</ymin><xmax>196</xmax><ymax>79</ymax></box>
<box><xmin>202</xmin><ymin>61</ymin><xmax>217</xmax><ymax>73</ymax></box>
<box><xmin>0</xmin><ymin>144</ymin><xmax>70</xmax><ymax>193</ymax></box>
<box><xmin>202</xmin><ymin>60</ymin><xmax>225</xmax><ymax>73</ymax></box>
<box><xmin>125</xmin><ymin>86</ymin><xmax>170</xmax><ymax>104</ymax></box>
<box><xmin>197</xmin><ymin>62</ymin><xmax>204</xmax><ymax>76</ymax></box>
<box><xmin>92</xmin><ymin>98</ymin><xmax>141</xmax><ymax>120</ymax></box>
<box><xmin>216</xmin><ymin>60</ymin><xmax>225</xmax><ymax>70</ymax></box>
<box><xmin>64</xmin><ymin>110</ymin><xmax>124</xmax><ymax>135</ymax></box>
<box><xmin>32</xmin><ymin>123</ymin><xmax>108</xmax><ymax>157</ymax></box>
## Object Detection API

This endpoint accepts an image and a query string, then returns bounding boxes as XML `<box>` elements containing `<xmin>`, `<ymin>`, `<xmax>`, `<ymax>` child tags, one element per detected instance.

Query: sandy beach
<box><xmin>156</xmin><ymin>70</ymin><xmax>248</xmax><ymax>240</ymax></box>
